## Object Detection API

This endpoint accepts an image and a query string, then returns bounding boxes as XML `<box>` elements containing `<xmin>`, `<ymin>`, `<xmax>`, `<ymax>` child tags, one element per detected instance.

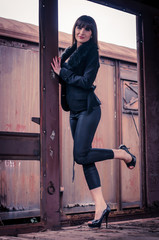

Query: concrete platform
<box><xmin>0</xmin><ymin>217</ymin><xmax>159</xmax><ymax>240</ymax></box>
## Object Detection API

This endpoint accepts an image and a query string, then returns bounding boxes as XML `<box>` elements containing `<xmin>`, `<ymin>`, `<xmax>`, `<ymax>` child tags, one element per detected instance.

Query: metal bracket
<box><xmin>31</xmin><ymin>117</ymin><xmax>40</xmax><ymax>125</ymax></box>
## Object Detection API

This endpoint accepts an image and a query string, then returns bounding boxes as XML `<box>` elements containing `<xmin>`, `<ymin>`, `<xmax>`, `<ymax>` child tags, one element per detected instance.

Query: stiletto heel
<box><xmin>119</xmin><ymin>144</ymin><xmax>136</xmax><ymax>169</ymax></box>
<box><xmin>105</xmin><ymin>214</ymin><xmax>108</xmax><ymax>229</ymax></box>
<box><xmin>88</xmin><ymin>205</ymin><xmax>111</xmax><ymax>228</ymax></box>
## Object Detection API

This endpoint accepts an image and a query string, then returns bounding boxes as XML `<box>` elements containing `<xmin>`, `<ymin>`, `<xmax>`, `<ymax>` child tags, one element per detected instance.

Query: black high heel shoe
<box><xmin>119</xmin><ymin>144</ymin><xmax>136</xmax><ymax>169</ymax></box>
<box><xmin>88</xmin><ymin>205</ymin><xmax>111</xmax><ymax>229</ymax></box>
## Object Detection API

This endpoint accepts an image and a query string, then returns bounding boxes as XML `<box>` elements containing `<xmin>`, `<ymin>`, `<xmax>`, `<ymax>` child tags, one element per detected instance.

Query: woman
<box><xmin>51</xmin><ymin>15</ymin><xmax>136</xmax><ymax>229</ymax></box>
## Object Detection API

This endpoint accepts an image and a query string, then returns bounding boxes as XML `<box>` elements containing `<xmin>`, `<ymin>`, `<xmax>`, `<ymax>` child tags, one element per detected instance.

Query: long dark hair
<box><xmin>72</xmin><ymin>15</ymin><xmax>98</xmax><ymax>46</ymax></box>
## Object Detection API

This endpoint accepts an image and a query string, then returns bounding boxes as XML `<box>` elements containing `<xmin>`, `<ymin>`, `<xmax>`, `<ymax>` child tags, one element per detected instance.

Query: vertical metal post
<box><xmin>115</xmin><ymin>60</ymin><xmax>122</xmax><ymax>211</ymax></box>
<box><xmin>140</xmin><ymin>9</ymin><xmax>159</xmax><ymax>207</ymax></box>
<box><xmin>39</xmin><ymin>0</ymin><xmax>60</xmax><ymax>228</ymax></box>
<box><xmin>136</xmin><ymin>14</ymin><xmax>146</xmax><ymax>208</ymax></box>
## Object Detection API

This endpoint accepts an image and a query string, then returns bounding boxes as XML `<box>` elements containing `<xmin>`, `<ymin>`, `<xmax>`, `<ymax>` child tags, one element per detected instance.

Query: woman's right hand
<box><xmin>51</xmin><ymin>56</ymin><xmax>61</xmax><ymax>76</ymax></box>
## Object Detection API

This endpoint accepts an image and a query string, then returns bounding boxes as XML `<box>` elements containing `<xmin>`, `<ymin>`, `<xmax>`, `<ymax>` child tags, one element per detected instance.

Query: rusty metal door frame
<box><xmin>136</xmin><ymin>15</ymin><xmax>146</xmax><ymax>208</ymax></box>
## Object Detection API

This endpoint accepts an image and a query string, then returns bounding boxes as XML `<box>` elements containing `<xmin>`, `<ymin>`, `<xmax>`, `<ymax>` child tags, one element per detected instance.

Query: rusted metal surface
<box><xmin>0</xmin><ymin>159</ymin><xmax>40</xmax><ymax>212</ymax></box>
<box><xmin>120</xmin><ymin>64</ymin><xmax>141</xmax><ymax>208</ymax></box>
<box><xmin>39</xmin><ymin>0</ymin><xmax>60</xmax><ymax>228</ymax></box>
<box><xmin>0</xmin><ymin>209</ymin><xmax>40</xmax><ymax>221</ymax></box>
<box><xmin>122</xmin><ymin>81</ymin><xmax>138</xmax><ymax>114</ymax></box>
<box><xmin>136</xmin><ymin>15</ymin><xmax>147</xmax><ymax>208</ymax></box>
<box><xmin>0</xmin><ymin>38</ymin><xmax>40</xmax><ymax>133</ymax></box>
<box><xmin>0</xmin><ymin>17</ymin><xmax>39</xmax><ymax>43</ymax></box>
<box><xmin>115</xmin><ymin>60</ymin><xmax>122</xmax><ymax>211</ymax></box>
<box><xmin>0</xmin><ymin>33</ymin><xmax>40</xmax><ymax>222</ymax></box>
<box><xmin>89</xmin><ymin>0</ymin><xmax>150</xmax><ymax>15</ymax></box>
<box><xmin>141</xmin><ymin>11</ymin><xmax>159</xmax><ymax>207</ymax></box>
<box><xmin>0</xmin><ymin>132</ymin><xmax>40</xmax><ymax>160</ymax></box>
<box><xmin>0</xmin><ymin>28</ymin><xmax>40</xmax><ymax>217</ymax></box>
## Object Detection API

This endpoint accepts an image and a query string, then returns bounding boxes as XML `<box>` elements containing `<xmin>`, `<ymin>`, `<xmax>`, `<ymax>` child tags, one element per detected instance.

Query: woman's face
<box><xmin>75</xmin><ymin>25</ymin><xmax>92</xmax><ymax>47</ymax></box>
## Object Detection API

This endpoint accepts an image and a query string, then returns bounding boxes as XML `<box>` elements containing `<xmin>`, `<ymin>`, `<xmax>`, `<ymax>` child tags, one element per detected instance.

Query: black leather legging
<box><xmin>70</xmin><ymin>106</ymin><xmax>114</xmax><ymax>190</ymax></box>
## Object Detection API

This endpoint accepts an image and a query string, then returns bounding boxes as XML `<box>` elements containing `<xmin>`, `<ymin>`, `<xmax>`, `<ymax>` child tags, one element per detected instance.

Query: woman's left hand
<box><xmin>51</xmin><ymin>56</ymin><xmax>61</xmax><ymax>75</ymax></box>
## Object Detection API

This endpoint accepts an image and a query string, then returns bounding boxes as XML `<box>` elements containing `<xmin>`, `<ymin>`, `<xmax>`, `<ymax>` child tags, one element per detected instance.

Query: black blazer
<box><xmin>59</xmin><ymin>39</ymin><xmax>101</xmax><ymax>113</ymax></box>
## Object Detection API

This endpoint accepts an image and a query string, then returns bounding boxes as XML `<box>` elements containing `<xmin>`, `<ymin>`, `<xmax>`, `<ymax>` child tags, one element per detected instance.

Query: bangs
<box><xmin>76</xmin><ymin>19</ymin><xmax>93</xmax><ymax>31</ymax></box>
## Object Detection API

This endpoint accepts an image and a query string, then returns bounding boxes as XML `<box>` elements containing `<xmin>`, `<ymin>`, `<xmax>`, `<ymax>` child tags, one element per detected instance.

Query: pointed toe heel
<box><xmin>88</xmin><ymin>205</ymin><xmax>111</xmax><ymax>229</ymax></box>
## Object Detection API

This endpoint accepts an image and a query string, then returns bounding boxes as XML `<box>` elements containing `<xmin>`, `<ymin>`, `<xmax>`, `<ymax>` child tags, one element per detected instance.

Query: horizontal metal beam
<box><xmin>0</xmin><ymin>132</ymin><xmax>40</xmax><ymax>160</ymax></box>
<box><xmin>0</xmin><ymin>209</ymin><xmax>40</xmax><ymax>221</ymax></box>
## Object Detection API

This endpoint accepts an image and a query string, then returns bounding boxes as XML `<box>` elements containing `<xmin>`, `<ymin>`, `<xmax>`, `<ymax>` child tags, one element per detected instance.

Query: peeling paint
<box><xmin>5</xmin><ymin>160</ymin><xmax>21</xmax><ymax>168</ymax></box>
<box><xmin>64</xmin><ymin>202</ymin><xmax>95</xmax><ymax>209</ymax></box>
<box><xmin>49</xmin><ymin>147</ymin><xmax>53</xmax><ymax>159</ymax></box>
<box><xmin>50</xmin><ymin>130</ymin><xmax>55</xmax><ymax>141</ymax></box>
